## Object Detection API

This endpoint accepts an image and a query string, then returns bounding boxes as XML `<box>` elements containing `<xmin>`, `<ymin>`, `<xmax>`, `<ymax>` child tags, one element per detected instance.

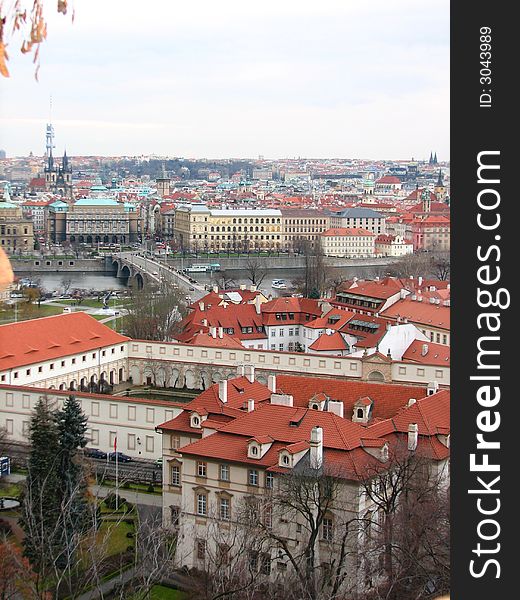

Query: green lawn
<box><xmin>96</xmin><ymin>519</ymin><xmax>135</xmax><ymax>556</ymax></box>
<box><xmin>129</xmin><ymin>585</ymin><xmax>186</xmax><ymax>600</ymax></box>
<box><xmin>149</xmin><ymin>585</ymin><xmax>186</xmax><ymax>599</ymax></box>
<box><xmin>0</xmin><ymin>304</ymin><xmax>63</xmax><ymax>324</ymax></box>
<box><xmin>0</xmin><ymin>481</ymin><xmax>23</xmax><ymax>498</ymax></box>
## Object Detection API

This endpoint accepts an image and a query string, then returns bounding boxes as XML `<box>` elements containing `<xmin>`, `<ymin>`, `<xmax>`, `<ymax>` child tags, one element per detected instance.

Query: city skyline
<box><xmin>0</xmin><ymin>0</ymin><xmax>449</xmax><ymax>160</ymax></box>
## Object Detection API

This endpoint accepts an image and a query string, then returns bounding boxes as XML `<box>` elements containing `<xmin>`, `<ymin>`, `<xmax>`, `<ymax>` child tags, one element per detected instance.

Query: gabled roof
<box><xmin>0</xmin><ymin>313</ymin><xmax>129</xmax><ymax>371</ymax></box>
<box><xmin>309</xmin><ymin>331</ymin><xmax>349</xmax><ymax>352</ymax></box>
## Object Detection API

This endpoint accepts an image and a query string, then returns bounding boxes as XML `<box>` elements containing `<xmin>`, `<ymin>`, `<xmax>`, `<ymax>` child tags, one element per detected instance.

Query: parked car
<box><xmin>155</xmin><ymin>457</ymin><xmax>163</xmax><ymax>468</ymax></box>
<box><xmin>84</xmin><ymin>448</ymin><xmax>107</xmax><ymax>460</ymax></box>
<box><xmin>109</xmin><ymin>452</ymin><xmax>132</xmax><ymax>463</ymax></box>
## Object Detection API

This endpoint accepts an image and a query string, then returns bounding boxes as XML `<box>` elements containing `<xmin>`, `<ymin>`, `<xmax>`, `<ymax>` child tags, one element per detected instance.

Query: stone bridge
<box><xmin>108</xmin><ymin>252</ymin><xmax>206</xmax><ymax>296</ymax></box>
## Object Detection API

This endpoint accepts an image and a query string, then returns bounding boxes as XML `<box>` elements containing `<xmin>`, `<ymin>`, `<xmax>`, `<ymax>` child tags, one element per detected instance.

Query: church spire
<box><xmin>433</xmin><ymin>152</ymin><xmax>438</xmax><ymax>165</ymax></box>
<box><xmin>436</xmin><ymin>169</ymin><xmax>443</xmax><ymax>186</ymax></box>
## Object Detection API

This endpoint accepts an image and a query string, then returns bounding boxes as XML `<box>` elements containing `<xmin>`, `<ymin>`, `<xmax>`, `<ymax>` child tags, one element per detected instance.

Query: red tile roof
<box><xmin>381</xmin><ymin>298</ymin><xmax>450</xmax><ymax>330</ymax></box>
<box><xmin>401</xmin><ymin>340</ymin><xmax>450</xmax><ymax>365</ymax></box>
<box><xmin>309</xmin><ymin>332</ymin><xmax>349</xmax><ymax>352</ymax></box>
<box><xmin>275</xmin><ymin>375</ymin><xmax>427</xmax><ymax>421</ymax></box>
<box><xmin>0</xmin><ymin>313</ymin><xmax>129</xmax><ymax>371</ymax></box>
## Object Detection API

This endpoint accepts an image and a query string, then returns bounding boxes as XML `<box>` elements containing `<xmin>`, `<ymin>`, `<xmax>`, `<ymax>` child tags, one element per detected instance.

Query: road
<box><xmin>119</xmin><ymin>252</ymin><xmax>207</xmax><ymax>300</ymax></box>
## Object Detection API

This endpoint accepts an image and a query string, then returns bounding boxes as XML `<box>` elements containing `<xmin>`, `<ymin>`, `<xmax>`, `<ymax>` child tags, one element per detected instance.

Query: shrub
<box><xmin>147</xmin><ymin>484</ymin><xmax>155</xmax><ymax>493</ymax></box>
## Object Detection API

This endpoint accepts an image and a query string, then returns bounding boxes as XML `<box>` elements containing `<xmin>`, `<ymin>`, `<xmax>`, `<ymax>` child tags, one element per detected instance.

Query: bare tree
<box><xmin>302</xmin><ymin>239</ymin><xmax>329</xmax><ymax>299</ymax></box>
<box><xmin>245</xmin><ymin>258</ymin><xmax>266</xmax><ymax>287</ymax></box>
<box><xmin>430</xmin><ymin>255</ymin><xmax>450</xmax><ymax>281</ymax></box>
<box><xmin>124</xmin><ymin>281</ymin><xmax>186</xmax><ymax>341</ymax></box>
<box><xmin>212</xmin><ymin>270</ymin><xmax>236</xmax><ymax>291</ymax></box>
<box><xmin>359</xmin><ymin>444</ymin><xmax>450</xmax><ymax>600</ymax></box>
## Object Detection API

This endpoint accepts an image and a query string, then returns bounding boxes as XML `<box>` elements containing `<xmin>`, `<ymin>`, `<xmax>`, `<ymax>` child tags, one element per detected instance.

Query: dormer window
<box><xmin>282</xmin><ymin>455</ymin><xmax>290</xmax><ymax>466</ymax></box>
<box><xmin>311</xmin><ymin>403</ymin><xmax>320</xmax><ymax>410</ymax></box>
<box><xmin>356</xmin><ymin>408</ymin><xmax>364</xmax><ymax>419</ymax></box>
<box><xmin>190</xmin><ymin>413</ymin><xmax>203</xmax><ymax>429</ymax></box>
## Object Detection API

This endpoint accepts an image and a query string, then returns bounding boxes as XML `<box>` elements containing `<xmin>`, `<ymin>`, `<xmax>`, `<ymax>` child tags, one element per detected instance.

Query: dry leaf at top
<box><xmin>0</xmin><ymin>42</ymin><xmax>9</xmax><ymax>77</ymax></box>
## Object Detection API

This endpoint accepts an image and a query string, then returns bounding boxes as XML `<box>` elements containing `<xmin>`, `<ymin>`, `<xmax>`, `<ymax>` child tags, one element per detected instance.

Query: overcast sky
<box><xmin>0</xmin><ymin>0</ymin><xmax>449</xmax><ymax>160</ymax></box>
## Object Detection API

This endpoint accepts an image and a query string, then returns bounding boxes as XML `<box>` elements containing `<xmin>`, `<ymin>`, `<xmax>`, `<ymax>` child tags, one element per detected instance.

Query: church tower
<box><xmin>42</xmin><ymin>123</ymin><xmax>73</xmax><ymax>198</ymax></box>
<box><xmin>434</xmin><ymin>169</ymin><xmax>446</xmax><ymax>201</ymax></box>
<box><xmin>421</xmin><ymin>188</ymin><xmax>432</xmax><ymax>214</ymax></box>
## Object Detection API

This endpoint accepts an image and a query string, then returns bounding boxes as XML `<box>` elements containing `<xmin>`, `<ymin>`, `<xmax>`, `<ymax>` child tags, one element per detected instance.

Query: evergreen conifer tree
<box><xmin>54</xmin><ymin>395</ymin><xmax>90</xmax><ymax>561</ymax></box>
<box><xmin>20</xmin><ymin>396</ymin><xmax>62</xmax><ymax>572</ymax></box>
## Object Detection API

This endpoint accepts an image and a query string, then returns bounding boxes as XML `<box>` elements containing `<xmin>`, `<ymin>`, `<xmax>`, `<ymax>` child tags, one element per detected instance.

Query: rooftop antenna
<box><xmin>46</xmin><ymin>96</ymin><xmax>55</xmax><ymax>160</ymax></box>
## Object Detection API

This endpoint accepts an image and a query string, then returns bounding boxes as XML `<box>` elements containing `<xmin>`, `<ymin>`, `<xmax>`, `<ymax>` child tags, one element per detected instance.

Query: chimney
<box><xmin>244</xmin><ymin>365</ymin><xmax>255</xmax><ymax>383</ymax></box>
<box><xmin>408</xmin><ymin>423</ymin><xmax>418</xmax><ymax>451</ymax></box>
<box><xmin>255</xmin><ymin>294</ymin><xmax>262</xmax><ymax>315</ymax></box>
<box><xmin>209</xmin><ymin>326</ymin><xmax>217</xmax><ymax>338</ymax></box>
<box><xmin>199</xmin><ymin>301</ymin><xmax>205</xmax><ymax>311</ymax></box>
<box><xmin>418</xmin><ymin>276</ymin><xmax>423</xmax><ymax>287</ymax></box>
<box><xmin>267</xmin><ymin>374</ymin><xmax>276</xmax><ymax>392</ymax></box>
<box><xmin>237</xmin><ymin>364</ymin><xmax>245</xmax><ymax>376</ymax></box>
<box><xmin>270</xmin><ymin>393</ymin><xmax>293</xmax><ymax>407</ymax></box>
<box><xmin>411</xmin><ymin>294</ymin><xmax>417</xmax><ymax>301</ymax></box>
<box><xmin>247</xmin><ymin>398</ymin><xmax>255</xmax><ymax>412</ymax></box>
<box><xmin>407</xmin><ymin>398</ymin><xmax>416</xmax><ymax>407</ymax></box>
<box><xmin>327</xmin><ymin>400</ymin><xmax>344</xmax><ymax>418</ymax></box>
<box><xmin>399</xmin><ymin>288</ymin><xmax>407</xmax><ymax>299</ymax></box>
<box><xmin>309</xmin><ymin>426</ymin><xmax>323</xmax><ymax>469</ymax></box>
<box><xmin>249</xmin><ymin>285</ymin><xmax>257</xmax><ymax>292</ymax></box>
<box><xmin>429</xmin><ymin>297</ymin><xmax>436</xmax><ymax>304</ymax></box>
<box><xmin>421</xmin><ymin>343</ymin><xmax>428</xmax><ymax>356</ymax></box>
<box><xmin>212</xmin><ymin>285</ymin><xmax>219</xmax><ymax>293</ymax></box>
<box><xmin>218</xmin><ymin>327</ymin><xmax>224</xmax><ymax>339</ymax></box>
<box><xmin>240</xmin><ymin>284</ymin><xmax>246</xmax><ymax>290</ymax></box>
<box><xmin>427</xmin><ymin>381</ymin><xmax>439</xmax><ymax>396</ymax></box>
<box><xmin>218</xmin><ymin>379</ymin><xmax>228</xmax><ymax>403</ymax></box>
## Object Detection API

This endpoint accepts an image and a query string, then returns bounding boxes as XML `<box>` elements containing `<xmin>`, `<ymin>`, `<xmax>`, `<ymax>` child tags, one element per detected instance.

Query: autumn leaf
<box><xmin>58</xmin><ymin>0</ymin><xmax>68</xmax><ymax>16</ymax></box>
<box><xmin>0</xmin><ymin>42</ymin><xmax>9</xmax><ymax>77</ymax></box>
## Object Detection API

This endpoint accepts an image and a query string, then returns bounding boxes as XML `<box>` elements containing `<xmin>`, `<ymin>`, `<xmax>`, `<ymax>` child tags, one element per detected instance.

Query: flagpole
<box><xmin>115</xmin><ymin>434</ymin><xmax>119</xmax><ymax>511</ymax></box>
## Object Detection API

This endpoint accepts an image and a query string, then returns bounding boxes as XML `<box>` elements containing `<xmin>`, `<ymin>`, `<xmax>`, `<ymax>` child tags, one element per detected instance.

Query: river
<box><xmin>25</xmin><ymin>263</ymin><xmax>389</xmax><ymax>294</ymax></box>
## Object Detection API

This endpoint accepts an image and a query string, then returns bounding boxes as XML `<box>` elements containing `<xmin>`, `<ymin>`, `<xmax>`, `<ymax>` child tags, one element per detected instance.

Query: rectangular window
<box><xmin>128</xmin><ymin>405</ymin><xmax>136</xmax><ymax>421</ymax></box>
<box><xmin>265</xmin><ymin>472</ymin><xmax>274</xmax><ymax>489</ymax></box>
<box><xmin>91</xmin><ymin>429</ymin><xmax>99</xmax><ymax>445</ymax></box>
<box><xmin>22</xmin><ymin>421</ymin><xmax>30</xmax><ymax>437</ymax></box>
<box><xmin>91</xmin><ymin>402</ymin><xmax>99</xmax><ymax>417</ymax></box>
<box><xmin>197</xmin><ymin>494</ymin><xmax>207</xmax><ymax>516</ymax></box>
<box><xmin>220</xmin><ymin>497</ymin><xmax>230</xmax><ymax>520</ymax></box>
<box><xmin>145</xmin><ymin>436</ymin><xmax>154</xmax><ymax>452</ymax></box>
<box><xmin>109</xmin><ymin>404</ymin><xmax>118</xmax><ymax>419</ymax></box>
<box><xmin>322</xmin><ymin>517</ymin><xmax>333</xmax><ymax>541</ymax></box>
<box><xmin>219</xmin><ymin>464</ymin><xmax>230</xmax><ymax>481</ymax></box>
<box><xmin>6</xmin><ymin>393</ymin><xmax>13</xmax><ymax>407</ymax></box>
<box><xmin>128</xmin><ymin>433</ymin><xmax>136</xmax><ymax>450</ymax></box>
<box><xmin>248</xmin><ymin>469</ymin><xmax>259</xmax><ymax>486</ymax></box>
<box><xmin>197</xmin><ymin>461</ymin><xmax>207</xmax><ymax>477</ymax></box>
<box><xmin>170</xmin><ymin>505</ymin><xmax>180</xmax><ymax>526</ymax></box>
<box><xmin>109</xmin><ymin>431</ymin><xmax>117</xmax><ymax>448</ymax></box>
<box><xmin>5</xmin><ymin>419</ymin><xmax>13</xmax><ymax>434</ymax></box>
<box><xmin>197</xmin><ymin>538</ymin><xmax>206</xmax><ymax>558</ymax></box>
<box><xmin>171</xmin><ymin>465</ymin><xmax>180</xmax><ymax>486</ymax></box>
<box><xmin>146</xmin><ymin>408</ymin><xmax>154</xmax><ymax>423</ymax></box>
<box><xmin>22</xmin><ymin>394</ymin><xmax>30</xmax><ymax>409</ymax></box>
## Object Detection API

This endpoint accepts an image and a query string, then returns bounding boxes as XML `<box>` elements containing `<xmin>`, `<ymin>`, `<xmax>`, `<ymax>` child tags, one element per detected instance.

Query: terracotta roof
<box><xmin>376</xmin><ymin>176</ymin><xmax>401</xmax><ymax>184</ymax></box>
<box><xmin>309</xmin><ymin>331</ymin><xmax>349</xmax><ymax>352</ymax></box>
<box><xmin>401</xmin><ymin>340</ymin><xmax>450</xmax><ymax>365</ymax></box>
<box><xmin>381</xmin><ymin>298</ymin><xmax>450</xmax><ymax>330</ymax></box>
<box><xmin>0</xmin><ymin>313</ymin><xmax>129</xmax><ymax>371</ymax></box>
<box><xmin>275</xmin><ymin>375</ymin><xmax>427</xmax><ymax>422</ymax></box>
